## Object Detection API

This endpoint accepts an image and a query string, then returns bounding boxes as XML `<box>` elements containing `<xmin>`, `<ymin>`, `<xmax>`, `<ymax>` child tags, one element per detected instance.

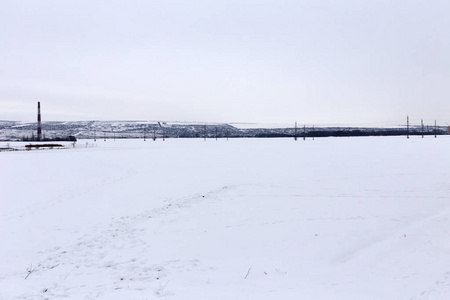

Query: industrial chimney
<box><xmin>37</xmin><ymin>102</ymin><xmax>42</xmax><ymax>141</ymax></box>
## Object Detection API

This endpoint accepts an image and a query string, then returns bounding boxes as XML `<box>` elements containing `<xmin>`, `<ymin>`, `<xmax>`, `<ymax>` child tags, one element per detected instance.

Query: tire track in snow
<box><xmin>17</xmin><ymin>185</ymin><xmax>238</xmax><ymax>299</ymax></box>
<box><xmin>334</xmin><ymin>200</ymin><xmax>450</xmax><ymax>264</ymax></box>
<box><xmin>411</xmin><ymin>271</ymin><xmax>450</xmax><ymax>300</ymax></box>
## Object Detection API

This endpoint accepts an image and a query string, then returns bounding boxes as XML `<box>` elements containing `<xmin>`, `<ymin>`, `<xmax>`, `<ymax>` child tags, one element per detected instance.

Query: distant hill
<box><xmin>0</xmin><ymin>120</ymin><xmax>446</xmax><ymax>141</ymax></box>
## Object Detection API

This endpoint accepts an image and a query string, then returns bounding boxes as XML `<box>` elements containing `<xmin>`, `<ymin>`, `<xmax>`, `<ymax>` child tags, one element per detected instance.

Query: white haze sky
<box><xmin>1</xmin><ymin>0</ymin><xmax>449</xmax><ymax>126</ymax></box>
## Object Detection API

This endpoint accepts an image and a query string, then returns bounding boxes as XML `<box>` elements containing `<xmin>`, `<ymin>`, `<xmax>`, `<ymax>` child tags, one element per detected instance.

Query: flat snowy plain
<box><xmin>1</xmin><ymin>137</ymin><xmax>449</xmax><ymax>300</ymax></box>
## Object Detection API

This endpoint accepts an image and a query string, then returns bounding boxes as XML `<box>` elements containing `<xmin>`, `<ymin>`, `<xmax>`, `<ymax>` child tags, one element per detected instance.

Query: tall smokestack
<box><xmin>37</xmin><ymin>102</ymin><xmax>42</xmax><ymax>141</ymax></box>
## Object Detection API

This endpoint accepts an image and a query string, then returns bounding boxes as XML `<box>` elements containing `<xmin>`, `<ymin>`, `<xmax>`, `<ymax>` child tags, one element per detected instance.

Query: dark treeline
<box><xmin>255</xmin><ymin>129</ymin><xmax>446</xmax><ymax>138</ymax></box>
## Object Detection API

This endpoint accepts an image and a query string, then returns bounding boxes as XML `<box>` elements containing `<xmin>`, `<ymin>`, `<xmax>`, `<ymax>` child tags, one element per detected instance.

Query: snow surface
<box><xmin>229</xmin><ymin>123</ymin><xmax>293</xmax><ymax>129</ymax></box>
<box><xmin>1</xmin><ymin>137</ymin><xmax>449</xmax><ymax>299</ymax></box>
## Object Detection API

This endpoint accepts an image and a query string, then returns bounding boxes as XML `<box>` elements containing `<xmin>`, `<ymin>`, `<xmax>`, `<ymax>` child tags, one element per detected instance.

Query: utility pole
<box><xmin>153</xmin><ymin>129</ymin><xmax>156</xmax><ymax>141</ymax></box>
<box><xmin>294</xmin><ymin>121</ymin><xmax>297</xmax><ymax>141</ymax></box>
<box><xmin>407</xmin><ymin>116</ymin><xmax>409</xmax><ymax>139</ymax></box>
<box><xmin>421</xmin><ymin>119</ymin><xmax>424</xmax><ymax>138</ymax></box>
<box><xmin>435</xmin><ymin>120</ymin><xmax>437</xmax><ymax>138</ymax></box>
<box><xmin>94</xmin><ymin>130</ymin><xmax>97</xmax><ymax>142</ymax></box>
<box><xmin>312</xmin><ymin>125</ymin><xmax>315</xmax><ymax>141</ymax></box>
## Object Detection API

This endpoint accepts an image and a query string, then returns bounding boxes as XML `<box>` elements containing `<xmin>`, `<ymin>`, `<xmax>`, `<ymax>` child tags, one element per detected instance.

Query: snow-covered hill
<box><xmin>1</xmin><ymin>137</ymin><xmax>449</xmax><ymax>299</ymax></box>
<box><xmin>1</xmin><ymin>120</ymin><xmax>446</xmax><ymax>141</ymax></box>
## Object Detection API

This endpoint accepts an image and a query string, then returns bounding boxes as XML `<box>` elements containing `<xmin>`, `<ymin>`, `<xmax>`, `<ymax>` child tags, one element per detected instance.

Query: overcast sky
<box><xmin>1</xmin><ymin>0</ymin><xmax>449</xmax><ymax>126</ymax></box>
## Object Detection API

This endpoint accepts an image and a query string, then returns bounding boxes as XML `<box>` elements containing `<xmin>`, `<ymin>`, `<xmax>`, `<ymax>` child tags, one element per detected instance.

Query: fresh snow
<box><xmin>1</xmin><ymin>137</ymin><xmax>449</xmax><ymax>299</ymax></box>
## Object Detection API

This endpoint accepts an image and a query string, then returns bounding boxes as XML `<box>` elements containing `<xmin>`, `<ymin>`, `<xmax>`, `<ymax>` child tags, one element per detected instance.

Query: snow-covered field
<box><xmin>1</xmin><ymin>137</ymin><xmax>449</xmax><ymax>299</ymax></box>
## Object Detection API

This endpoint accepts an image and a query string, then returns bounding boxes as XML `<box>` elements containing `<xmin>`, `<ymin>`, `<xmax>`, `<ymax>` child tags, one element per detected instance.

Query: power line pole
<box><xmin>294</xmin><ymin>121</ymin><xmax>297</xmax><ymax>141</ymax></box>
<box><xmin>407</xmin><ymin>116</ymin><xmax>409</xmax><ymax>139</ymax></box>
<box><xmin>435</xmin><ymin>120</ymin><xmax>438</xmax><ymax>138</ymax></box>
<box><xmin>421</xmin><ymin>119</ymin><xmax>424</xmax><ymax>138</ymax></box>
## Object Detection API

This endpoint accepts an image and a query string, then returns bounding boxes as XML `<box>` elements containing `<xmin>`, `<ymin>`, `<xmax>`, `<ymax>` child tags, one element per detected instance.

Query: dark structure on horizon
<box><xmin>19</xmin><ymin>102</ymin><xmax>77</xmax><ymax>142</ymax></box>
<box><xmin>37</xmin><ymin>102</ymin><xmax>42</xmax><ymax>141</ymax></box>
